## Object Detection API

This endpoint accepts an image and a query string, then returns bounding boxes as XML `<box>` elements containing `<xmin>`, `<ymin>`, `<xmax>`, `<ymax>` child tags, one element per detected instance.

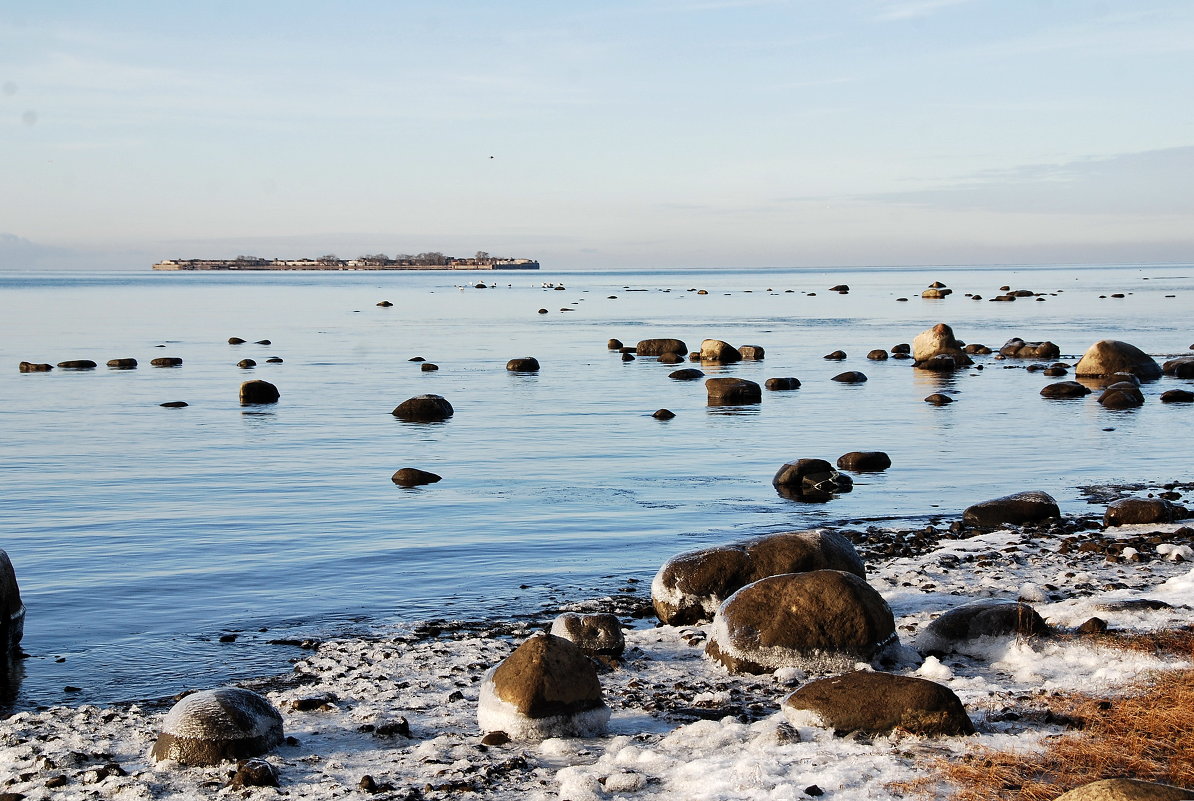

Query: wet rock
<box><xmin>658</xmin><ymin>352</ymin><xmax>684</xmax><ymax>364</ymax></box>
<box><xmin>738</xmin><ymin>345</ymin><xmax>765</xmax><ymax>360</ymax></box>
<box><xmin>150</xmin><ymin>688</ymin><xmax>284</xmax><ymax>766</ymax></box>
<box><xmin>57</xmin><ymin>359</ymin><xmax>97</xmax><ymax>369</ymax></box>
<box><xmin>538</xmin><ymin>308</ymin><xmax>548</xmax><ymax>314</ymax></box>
<box><xmin>963</xmin><ymin>490</ymin><xmax>1059</xmax><ymax>528</ymax></box>
<box><xmin>918</xmin><ymin>601</ymin><xmax>1050</xmax><ymax>654</ymax></box>
<box><xmin>1000</xmin><ymin>338</ymin><xmax>1061</xmax><ymax>359</ymax></box>
<box><xmin>1053</xmin><ymin>778</ymin><xmax>1194</xmax><ymax>801</ymax></box>
<box><xmin>765</xmin><ymin>377</ymin><xmax>801</xmax><ymax>391</ymax></box>
<box><xmin>237</xmin><ymin>359</ymin><xmax>256</xmax><ymax>369</ymax></box>
<box><xmin>1043</xmin><ymin>366</ymin><xmax>1068</xmax><ymax>377</ymax></box>
<box><xmin>1098</xmin><ymin>382</ymin><xmax>1145</xmax><ymax>409</ymax></box>
<box><xmin>912</xmin><ymin>324</ymin><xmax>973</xmax><ymax>369</ymax></box>
<box><xmin>705</xmin><ymin>377</ymin><xmax>761</xmax><ymax>405</ymax></box>
<box><xmin>607</xmin><ymin>339</ymin><xmax>623</xmax><ymax>350</ymax></box>
<box><xmin>420</xmin><ymin>363</ymin><xmax>438</xmax><ymax>372</ymax></box>
<box><xmin>773</xmin><ymin>459</ymin><xmax>853</xmax><ymax>501</ymax></box>
<box><xmin>228</xmin><ymin>337</ymin><xmax>246</xmax><ymax>344</ymax></box>
<box><xmin>1161</xmin><ymin>389</ymin><xmax>1194</xmax><ymax>403</ymax></box>
<box><xmin>160</xmin><ymin>401</ymin><xmax>188</xmax><ymax>408</ymax></box>
<box><xmin>1162</xmin><ymin>356</ymin><xmax>1194</xmax><ymax>378</ymax></box>
<box><xmin>477</xmin><ymin>633</ymin><xmax>609</xmax><ymax>740</ymax></box>
<box><xmin>391</xmin><ymin>468</ymin><xmax>442</xmax><ymax>487</ymax></box>
<box><xmin>254</xmin><ymin>340</ymin><xmax>271</xmax><ymax>346</ymax></box>
<box><xmin>652</xmin><ymin>529</ymin><xmax>866</xmax><ymax>625</ymax></box>
<box><xmin>239</xmin><ymin>380</ymin><xmax>280</xmax><ymax>405</ymax></box>
<box><xmin>963</xmin><ymin>343</ymin><xmax>992</xmax><ymax>355</ymax></box>
<box><xmin>921</xmin><ymin>288</ymin><xmax>951</xmax><ymax>299</ymax></box>
<box><xmin>700</xmin><ymin>339</ymin><xmax>742</xmax><ymax>363</ymax></box>
<box><xmin>824</xmin><ymin>350</ymin><xmax>847</xmax><ymax>360</ymax></box>
<box><xmin>481</xmin><ymin>731</ymin><xmax>510</xmax><ymax>746</ymax></box>
<box><xmin>891</xmin><ymin>343</ymin><xmax>911</xmax><ymax>354</ymax></box>
<box><xmin>392</xmin><ymin>394</ymin><xmax>453</xmax><ymax>422</ymax></box>
<box><xmin>18</xmin><ymin>361</ymin><xmax>53</xmax><ymax>372</ymax></box>
<box><xmin>622</xmin><ymin>352</ymin><xmax>635</xmax><ymax>362</ymax></box>
<box><xmin>652</xmin><ymin>408</ymin><xmax>676</xmax><ymax>420</ymax></box>
<box><xmin>836</xmin><ymin>451</ymin><xmax>891</xmax><ymax>472</ymax></box>
<box><xmin>706</xmin><ymin>570</ymin><xmax>896</xmax><ymax>674</ymax></box>
<box><xmin>1104</xmin><ymin>498</ymin><xmax>1179</xmax><ymax>527</ymax></box>
<box><xmin>831</xmin><ymin>371</ymin><xmax>867</xmax><ymax>383</ymax></box>
<box><xmin>782</xmin><ymin>671</ymin><xmax>974</xmax><ymax>737</ymax></box>
<box><xmin>150</xmin><ymin>357</ymin><xmax>183</xmax><ymax>367</ymax></box>
<box><xmin>550</xmin><ymin>612</ymin><xmax>625</xmax><ymax>657</ymax></box>
<box><xmin>829</xmin><ymin>284</ymin><xmax>849</xmax><ymax>292</ymax></box>
<box><xmin>1075</xmin><ymin>340</ymin><xmax>1163</xmax><ymax>380</ymax></box>
<box><xmin>228</xmin><ymin>758</ymin><xmax>279</xmax><ymax>788</ymax></box>
<box><xmin>669</xmin><ymin>368</ymin><xmax>705</xmax><ymax>381</ymax></box>
<box><xmin>1</xmin><ymin>549</ymin><xmax>25</xmax><ymax>656</ymax></box>
<box><xmin>376</xmin><ymin>300</ymin><xmax>393</xmax><ymax>307</ymax></box>
<box><xmin>866</xmin><ymin>349</ymin><xmax>888</xmax><ymax>360</ymax></box>
<box><xmin>924</xmin><ymin>393</ymin><xmax>953</xmax><ymax>405</ymax></box>
<box><xmin>107</xmin><ymin>358</ymin><xmax>138</xmax><ymax>369</ymax></box>
<box><xmin>506</xmin><ymin>357</ymin><xmax>540</xmax><ymax>372</ymax></box>
<box><xmin>1041</xmin><ymin>381</ymin><xmax>1092</xmax><ymax>399</ymax></box>
<box><xmin>635</xmin><ymin>339</ymin><xmax>688</xmax><ymax>357</ymax></box>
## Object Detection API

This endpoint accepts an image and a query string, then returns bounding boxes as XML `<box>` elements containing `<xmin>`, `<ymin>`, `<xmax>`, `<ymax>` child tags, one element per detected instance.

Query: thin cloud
<box><xmin>872</xmin><ymin>0</ymin><xmax>978</xmax><ymax>22</ymax></box>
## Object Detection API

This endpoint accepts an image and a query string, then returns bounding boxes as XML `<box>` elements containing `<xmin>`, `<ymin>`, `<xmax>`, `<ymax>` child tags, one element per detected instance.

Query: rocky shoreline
<box><xmin>2</xmin><ymin>481</ymin><xmax>1192</xmax><ymax>800</ymax></box>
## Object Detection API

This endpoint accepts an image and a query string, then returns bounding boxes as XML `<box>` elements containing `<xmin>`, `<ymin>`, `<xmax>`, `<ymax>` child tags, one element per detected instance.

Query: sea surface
<box><xmin>1</xmin><ymin>264</ymin><xmax>1191</xmax><ymax>711</ymax></box>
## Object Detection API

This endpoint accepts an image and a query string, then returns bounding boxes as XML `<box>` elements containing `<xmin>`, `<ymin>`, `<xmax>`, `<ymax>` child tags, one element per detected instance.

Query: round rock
<box><xmin>737</xmin><ymin>344</ymin><xmax>765</xmax><ymax>360</ymax></box>
<box><xmin>962</xmin><ymin>490</ymin><xmax>1059</xmax><ymax>528</ymax></box>
<box><xmin>911</xmin><ymin>323</ymin><xmax>973</xmax><ymax>369</ymax></box>
<box><xmin>1000</xmin><ymin>338</ymin><xmax>1061</xmax><ymax>359</ymax></box>
<box><xmin>392</xmin><ymin>394</ymin><xmax>453</xmax><ymax>422</ymax></box>
<box><xmin>150</xmin><ymin>688</ymin><xmax>284</xmax><ymax>766</ymax></box>
<box><xmin>635</xmin><ymin>338</ymin><xmax>688</xmax><ymax>358</ymax></box>
<box><xmin>652</xmin><ymin>408</ymin><xmax>676</xmax><ymax>420</ymax></box>
<box><xmin>506</xmin><ymin>357</ymin><xmax>540</xmax><ymax>372</ymax></box>
<box><xmin>700</xmin><ymin>339</ymin><xmax>742</xmax><ymax>363</ymax></box>
<box><xmin>1161</xmin><ymin>389</ymin><xmax>1194</xmax><ymax>403</ymax></box>
<box><xmin>669</xmin><ymin>368</ymin><xmax>705</xmax><ymax>381</ymax></box>
<box><xmin>924</xmin><ymin>393</ymin><xmax>953</xmax><ymax>405</ymax></box>
<box><xmin>391</xmin><ymin>468</ymin><xmax>443</xmax><ymax>487</ymax></box>
<box><xmin>782</xmin><ymin>672</ymin><xmax>974</xmax><ymax>737</ymax></box>
<box><xmin>831</xmin><ymin>371</ymin><xmax>867</xmax><ymax>383</ymax></box>
<box><xmin>237</xmin><ymin>359</ymin><xmax>256</xmax><ymax>369</ymax></box>
<box><xmin>1075</xmin><ymin>340</ymin><xmax>1163</xmax><ymax>379</ymax></box>
<box><xmin>1104</xmin><ymin>498</ymin><xmax>1178</xmax><ymax>527</ymax></box>
<box><xmin>607</xmin><ymin>339</ymin><xmax>623</xmax><ymax>350</ymax></box>
<box><xmin>706</xmin><ymin>570</ymin><xmax>897</xmax><ymax>674</ymax></box>
<box><xmin>705</xmin><ymin>377</ymin><xmax>761</xmax><ymax>405</ymax></box>
<box><xmin>836</xmin><ymin>451</ymin><xmax>891</xmax><ymax>472</ymax></box>
<box><xmin>918</xmin><ymin>600</ymin><xmax>1050</xmax><ymax>655</ymax></box>
<box><xmin>18</xmin><ymin>362</ymin><xmax>53</xmax><ymax>372</ymax></box>
<box><xmin>550</xmin><ymin>612</ymin><xmax>625</xmax><ymax>657</ymax></box>
<box><xmin>866</xmin><ymin>349</ymin><xmax>888</xmax><ymax>361</ymax></box>
<box><xmin>773</xmin><ymin>459</ymin><xmax>853</xmax><ymax>501</ymax></box>
<box><xmin>1098</xmin><ymin>382</ymin><xmax>1145</xmax><ymax>409</ymax></box>
<box><xmin>239</xmin><ymin>380</ymin><xmax>280</xmax><ymax>405</ymax></box>
<box><xmin>765</xmin><ymin>377</ymin><xmax>801</xmax><ymax>391</ymax></box>
<box><xmin>57</xmin><ymin>359</ymin><xmax>97</xmax><ymax>369</ymax></box>
<box><xmin>658</xmin><ymin>352</ymin><xmax>684</xmax><ymax>364</ymax></box>
<box><xmin>151</xmin><ymin>357</ymin><xmax>183</xmax><ymax>367</ymax></box>
<box><xmin>1041</xmin><ymin>381</ymin><xmax>1092</xmax><ymax>399</ymax></box>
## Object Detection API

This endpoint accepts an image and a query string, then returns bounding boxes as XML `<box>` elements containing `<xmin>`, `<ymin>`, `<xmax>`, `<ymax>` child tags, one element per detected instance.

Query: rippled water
<box><xmin>1</xmin><ymin>264</ymin><xmax>1191</xmax><ymax>709</ymax></box>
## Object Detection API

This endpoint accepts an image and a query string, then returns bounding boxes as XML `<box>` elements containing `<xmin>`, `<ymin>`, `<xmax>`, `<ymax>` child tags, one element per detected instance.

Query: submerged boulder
<box><xmin>58</xmin><ymin>359</ymin><xmax>97</xmax><ymax>369</ymax></box>
<box><xmin>962</xmin><ymin>491</ymin><xmax>1059</xmax><ymax>528</ymax></box>
<box><xmin>831</xmin><ymin>371</ymin><xmax>867</xmax><ymax>383</ymax></box>
<box><xmin>550</xmin><ymin>613</ymin><xmax>625</xmax><ymax>657</ymax></box>
<box><xmin>773</xmin><ymin>459</ymin><xmax>853</xmax><ymax>501</ymax></box>
<box><xmin>918</xmin><ymin>600</ymin><xmax>1050</xmax><ymax>655</ymax></box>
<box><xmin>765</xmin><ymin>377</ymin><xmax>801</xmax><ymax>391</ymax></box>
<box><xmin>782</xmin><ymin>672</ymin><xmax>974</xmax><ymax>737</ymax></box>
<box><xmin>239</xmin><ymin>380</ymin><xmax>280</xmax><ymax>405</ymax></box>
<box><xmin>391</xmin><ymin>468</ymin><xmax>442</xmax><ymax>487</ymax></box>
<box><xmin>912</xmin><ymin>323</ymin><xmax>973</xmax><ymax>370</ymax></box>
<box><xmin>706</xmin><ymin>570</ymin><xmax>896</xmax><ymax>674</ymax></box>
<box><xmin>706</xmin><ymin>377</ymin><xmax>761</xmax><ymax>405</ymax></box>
<box><xmin>1000</xmin><ymin>338</ymin><xmax>1061</xmax><ymax>360</ymax></box>
<box><xmin>652</xmin><ymin>529</ymin><xmax>865</xmax><ymax>625</ymax></box>
<box><xmin>635</xmin><ymin>339</ymin><xmax>688</xmax><ymax>357</ymax></box>
<box><xmin>392</xmin><ymin>394</ymin><xmax>453</xmax><ymax>422</ymax></box>
<box><xmin>1075</xmin><ymin>340</ymin><xmax>1162</xmax><ymax>380</ymax></box>
<box><xmin>1</xmin><ymin>549</ymin><xmax>24</xmax><ymax>656</ymax></box>
<box><xmin>107</xmin><ymin>358</ymin><xmax>138</xmax><ymax>369</ymax></box>
<box><xmin>1098</xmin><ymin>382</ymin><xmax>1146</xmax><ymax>409</ymax></box>
<box><xmin>150</xmin><ymin>688</ymin><xmax>284</xmax><ymax>766</ymax></box>
<box><xmin>477</xmin><ymin>633</ymin><xmax>609</xmax><ymax>740</ymax></box>
<box><xmin>1041</xmin><ymin>381</ymin><xmax>1093</xmax><ymax>399</ymax></box>
<box><xmin>669</xmin><ymin>368</ymin><xmax>705</xmax><ymax>381</ymax></box>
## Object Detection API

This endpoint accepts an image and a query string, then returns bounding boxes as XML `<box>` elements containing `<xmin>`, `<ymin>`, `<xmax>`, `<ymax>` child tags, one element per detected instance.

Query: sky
<box><xmin>2</xmin><ymin>0</ymin><xmax>1193</xmax><ymax>270</ymax></box>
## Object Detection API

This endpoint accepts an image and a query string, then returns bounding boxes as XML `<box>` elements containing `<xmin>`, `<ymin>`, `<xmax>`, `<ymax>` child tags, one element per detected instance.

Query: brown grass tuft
<box><xmin>922</xmin><ymin>668</ymin><xmax>1194</xmax><ymax>801</ymax></box>
<box><xmin>1087</xmin><ymin>626</ymin><xmax>1194</xmax><ymax>661</ymax></box>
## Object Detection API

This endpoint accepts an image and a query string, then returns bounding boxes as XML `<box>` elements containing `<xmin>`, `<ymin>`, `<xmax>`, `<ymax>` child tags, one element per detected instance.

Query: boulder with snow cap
<box><xmin>962</xmin><ymin>490</ymin><xmax>1060</xmax><ymax>529</ymax></box>
<box><xmin>911</xmin><ymin>323</ymin><xmax>973</xmax><ymax>370</ymax></box>
<box><xmin>1075</xmin><ymin>340</ymin><xmax>1163</xmax><ymax>380</ymax></box>
<box><xmin>782</xmin><ymin>671</ymin><xmax>975</xmax><ymax>737</ymax></box>
<box><xmin>477</xmin><ymin>633</ymin><xmax>609</xmax><ymax>740</ymax></box>
<box><xmin>917</xmin><ymin>600</ymin><xmax>1051</xmax><ymax>655</ymax></box>
<box><xmin>150</xmin><ymin>687</ymin><xmax>284</xmax><ymax>766</ymax></box>
<box><xmin>652</xmin><ymin>529</ymin><xmax>865</xmax><ymax>625</ymax></box>
<box><xmin>550</xmin><ymin>612</ymin><xmax>625</xmax><ymax>657</ymax></box>
<box><xmin>1053</xmin><ymin>779</ymin><xmax>1194</xmax><ymax>801</ymax></box>
<box><xmin>705</xmin><ymin>570</ymin><xmax>896</xmax><ymax>675</ymax></box>
<box><xmin>1</xmin><ymin>549</ymin><xmax>24</xmax><ymax>657</ymax></box>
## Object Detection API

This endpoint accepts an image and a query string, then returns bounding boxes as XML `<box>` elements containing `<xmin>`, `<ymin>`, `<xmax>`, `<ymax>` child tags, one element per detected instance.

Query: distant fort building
<box><xmin>152</xmin><ymin>256</ymin><xmax>540</xmax><ymax>271</ymax></box>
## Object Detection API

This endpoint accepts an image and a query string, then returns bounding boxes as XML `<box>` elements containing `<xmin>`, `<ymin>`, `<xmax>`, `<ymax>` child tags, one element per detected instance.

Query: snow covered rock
<box><xmin>911</xmin><ymin>323</ymin><xmax>973</xmax><ymax>370</ymax></box>
<box><xmin>652</xmin><ymin>530</ymin><xmax>865</xmax><ymax>625</ymax></box>
<box><xmin>917</xmin><ymin>600</ymin><xmax>1050</xmax><ymax>656</ymax></box>
<box><xmin>705</xmin><ymin>570</ymin><xmax>896</xmax><ymax>674</ymax></box>
<box><xmin>1053</xmin><ymin>778</ymin><xmax>1194</xmax><ymax>801</ymax></box>
<box><xmin>0</xmin><ymin>549</ymin><xmax>24</xmax><ymax>657</ymax></box>
<box><xmin>550</xmin><ymin>612</ymin><xmax>625</xmax><ymax>657</ymax></box>
<box><xmin>477</xmin><ymin>633</ymin><xmax>610</xmax><ymax>740</ymax></box>
<box><xmin>149</xmin><ymin>687</ymin><xmax>284</xmax><ymax>766</ymax></box>
<box><xmin>962</xmin><ymin>490</ymin><xmax>1060</xmax><ymax>529</ymax></box>
<box><xmin>1075</xmin><ymin>340</ymin><xmax>1163</xmax><ymax>380</ymax></box>
<box><xmin>782</xmin><ymin>671</ymin><xmax>975</xmax><ymax>737</ymax></box>
<box><xmin>1104</xmin><ymin>498</ymin><xmax>1181</xmax><ymax>527</ymax></box>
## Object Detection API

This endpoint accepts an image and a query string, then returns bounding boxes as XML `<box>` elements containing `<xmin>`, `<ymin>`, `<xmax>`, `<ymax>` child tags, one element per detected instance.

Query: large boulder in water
<box><xmin>239</xmin><ymin>380</ymin><xmax>280</xmax><ymax>405</ymax></box>
<box><xmin>705</xmin><ymin>570</ymin><xmax>896</xmax><ymax>674</ymax></box>
<box><xmin>1075</xmin><ymin>340</ymin><xmax>1162</xmax><ymax>380</ymax></box>
<box><xmin>636</xmin><ymin>338</ymin><xmax>688</xmax><ymax>357</ymax></box>
<box><xmin>912</xmin><ymin>323</ymin><xmax>973</xmax><ymax>369</ymax></box>
<box><xmin>1162</xmin><ymin>356</ymin><xmax>1194</xmax><ymax>378</ymax></box>
<box><xmin>392</xmin><ymin>394</ymin><xmax>453</xmax><ymax>422</ymax></box>
<box><xmin>1000</xmin><ymin>338</ymin><xmax>1061</xmax><ymax>360</ymax></box>
<box><xmin>917</xmin><ymin>600</ymin><xmax>1050</xmax><ymax>655</ymax></box>
<box><xmin>700</xmin><ymin>339</ymin><xmax>742</xmax><ymax>363</ymax></box>
<box><xmin>705</xmin><ymin>377</ymin><xmax>761</xmax><ymax>405</ymax></box>
<box><xmin>477</xmin><ymin>633</ymin><xmax>610</xmax><ymax>740</ymax></box>
<box><xmin>506</xmin><ymin>357</ymin><xmax>540</xmax><ymax>372</ymax></box>
<box><xmin>652</xmin><ymin>529</ymin><xmax>865</xmax><ymax>625</ymax></box>
<box><xmin>1099</xmin><ymin>382</ymin><xmax>1145</xmax><ymax>409</ymax></box>
<box><xmin>773</xmin><ymin>458</ymin><xmax>853</xmax><ymax>502</ymax></box>
<box><xmin>782</xmin><ymin>671</ymin><xmax>975</xmax><ymax>737</ymax></box>
<box><xmin>1</xmin><ymin>550</ymin><xmax>24</xmax><ymax>657</ymax></box>
<box><xmin>962</xmin><ymin>490</ymin><xmax>1059</xmax><ymax>528</ymax></box>
<box><xmin>737</xmin><ymin>345</ymin><xmax>765</xmax><ymax>360</ymax></box>
<box><xmin>150</xmin><ymin>688</ymin><xmax>284</xmax><ymax>766</ymax></box>
<box><xmin>1053</xmin><ymin>779</ymin><xmax>1194</xmax><ymax>801</ymax></box>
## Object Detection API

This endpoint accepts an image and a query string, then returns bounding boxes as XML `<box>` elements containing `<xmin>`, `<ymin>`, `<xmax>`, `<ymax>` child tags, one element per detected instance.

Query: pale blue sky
<box><xmin>2</xmin><ymin>1</ymin><xmax>1192</xmax><ymax>269</ymax></box>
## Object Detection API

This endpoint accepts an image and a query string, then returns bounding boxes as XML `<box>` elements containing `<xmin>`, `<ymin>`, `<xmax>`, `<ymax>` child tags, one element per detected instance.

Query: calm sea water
<box><xmin>1</xmin><ymin>264</ymin><xmax>1191</xmax><ymax>710</ymax></box>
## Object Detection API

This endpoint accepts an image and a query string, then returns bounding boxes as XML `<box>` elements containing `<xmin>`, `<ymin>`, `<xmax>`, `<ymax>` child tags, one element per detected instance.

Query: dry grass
<box><xmin>904</xmin><ymin>631</ymin><xmax>1194</xmax><ymax>801</ymax></box>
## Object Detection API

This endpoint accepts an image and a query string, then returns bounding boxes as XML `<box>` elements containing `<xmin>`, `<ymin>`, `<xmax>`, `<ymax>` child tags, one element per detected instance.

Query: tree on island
<box><xmin>317</xmin><ymin>253</ymin><xmax>340</xmax><ymax>265</ymax></box>
<box><xmin>413</xmin><ymin>251</ymin><xmax>447</xmax><ymax>266</ymax></box>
